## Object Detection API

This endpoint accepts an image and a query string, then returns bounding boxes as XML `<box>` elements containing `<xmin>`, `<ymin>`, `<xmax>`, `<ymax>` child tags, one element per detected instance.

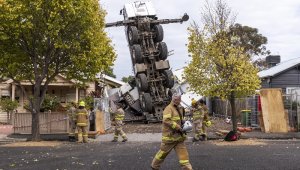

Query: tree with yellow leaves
<box><xmin>184</xmin><ymin>0</ymin><xmax>262</xmax><ymax>132</ymax></box>
<box><xmin>0</xmin><ymin>0</ymin><xmax>115</xmax><ymax>140</ymax></box>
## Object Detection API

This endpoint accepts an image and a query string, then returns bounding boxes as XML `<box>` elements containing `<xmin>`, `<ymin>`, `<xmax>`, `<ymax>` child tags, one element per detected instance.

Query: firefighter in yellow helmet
<box><xmin>151</xmin><ymin>93</ymin><xmax>193</xmax><ymax>170</ymax></box>
<box><xmin>76</xmin><ymin>101</ymin><xmax>89</xmax><ymax>143</ymax></box>
<box><xmin>199</xmin><ymin>99</ymin><xmax>210</xmax><ymax>141</ymax></box>
<box><xmin>192</xmin><ymin>99</ymin><xmax>209</xmax><ymax>141</ymax></box>
<box><xmin>110</xmin><ymin>99</ymin><xmax>128</xmax><ymax>142</ymax></box>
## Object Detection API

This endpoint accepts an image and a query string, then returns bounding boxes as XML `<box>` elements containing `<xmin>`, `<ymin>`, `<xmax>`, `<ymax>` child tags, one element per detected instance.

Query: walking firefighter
<box><xmin>151</xmin><ymin>93</ymin><xmax>193</xmax><ymax>170</ymax></box>
<box><xmin>110</xmin><ymin>99</ymin><xmax>128</xmax><ymax>142</ymax></box>
<box><xmin>192</xmin><ymin>99</ymin><xmax>210</xmax><ymax>141</ymax></box>
<box><xmin>76</xmin><ymin>101</ymin><xmax>89</xmax><ymax>143</ymax></box>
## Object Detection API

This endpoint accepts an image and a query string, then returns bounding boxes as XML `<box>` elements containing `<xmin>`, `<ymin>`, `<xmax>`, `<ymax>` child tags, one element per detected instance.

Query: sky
<box><xmin>100</xmin><ymin>0</ymin><xmax>300</xmax><ymax>80</ymax></box>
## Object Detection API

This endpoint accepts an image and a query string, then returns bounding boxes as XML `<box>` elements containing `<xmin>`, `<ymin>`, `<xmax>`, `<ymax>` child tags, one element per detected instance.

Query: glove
<box><xmin>177</xmin><ymin>127</ymin><xmax>184</xmax><ymax>136</ymax></box>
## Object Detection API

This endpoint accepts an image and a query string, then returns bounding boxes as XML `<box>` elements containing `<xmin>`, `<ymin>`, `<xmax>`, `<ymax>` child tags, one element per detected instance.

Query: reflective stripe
<box><xmin>171</xmin><ymin>122</ymin><xmax>177</xmax><ymax>129</ymax></box>
<box><xmin>83</xmin><ymin>135</ymin><xmax>88</xmax><ymax>137</ymax></box>
<box><xmin>115</xmin><ymin>114</ymin><xmax>124</xmax><ymax>120</ymax></box>
<box><xmin>77</xmin><ymin>112</ymin><xmax>87</xmax><ymax>115</ymax></box>
<box><xmin>155</xmin><ymin>150</ymin><xmax>165</xmax><ymax>160</ymax></box>
<box><xmin>179</xmin><ymin>160</ymin><xmax>190</xmax><ymax>165</ymax></box>
<box><xmin>163</xmin><ymin>113</ymin><xmax>171</xmax><ymax>119</ymax></box>
<box><xmin>193</xmin><ymin>115</ymin><xmax>203</xmax><ymax>119</ymax></box>
<box><xmin>162</xmin><ymin>136</ymin><xmax>184</xmax><ymax>142</ymax></box>
<box><xmin>77</xmin><ymin>123</ymin><xmax>87</xmax><ymax>126</ymax></box>
<box><xmin>171</xmin><ymin>116</ymin><xmax>180</xmax><ymax>121</ymax></box>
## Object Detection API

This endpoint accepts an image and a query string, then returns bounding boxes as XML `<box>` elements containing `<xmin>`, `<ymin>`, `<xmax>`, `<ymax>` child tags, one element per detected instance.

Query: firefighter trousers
<box><xmin>77</xmin><ymin>126</ymin><xmax>88</xmax><ymax>143</ymax></box>
<box><xmin>193</xmin><ymin>120</ymin><xmax>204</xmax><ymax>140</ymax></box>
<box><xmin>113</xmin><ymin>124</ymin><xmax>127</xmax><ymax>140</ymax></box>
<box><xmin>151</xmin><ymin>141</ymin><xmax>193</xmax><ymax>170</ymax></box>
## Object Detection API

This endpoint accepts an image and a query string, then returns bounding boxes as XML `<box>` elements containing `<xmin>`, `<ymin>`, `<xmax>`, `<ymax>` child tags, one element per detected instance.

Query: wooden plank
<box><xmin>260</xmin><ymin>89</ymin><xmax>288</xmax><ymax>133</ymax></box>
<box><xmin>95</xmin><ymin>110</ymin><xmax>105</xmax><ymax>133</ymax></box>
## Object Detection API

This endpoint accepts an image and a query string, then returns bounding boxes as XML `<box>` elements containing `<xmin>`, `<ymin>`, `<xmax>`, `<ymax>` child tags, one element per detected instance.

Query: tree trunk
<box><xmin>229</xmin><ymin>92</ymin><xmax>237</xmax><ymax>133</ymax></box>
<box><xmin>31</xmin><ymin>83</ymin><xmax>42</xmax><ymax>141</ymax></box>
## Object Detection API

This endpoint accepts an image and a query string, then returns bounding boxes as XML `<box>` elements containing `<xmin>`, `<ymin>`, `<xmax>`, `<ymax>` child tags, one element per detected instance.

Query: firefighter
<box><xmin>76</xmin><ymin>101</ymin><xmax>89</xmax><ymax>143</ymax></box>
<box><xmin>111</xmin><ymin>99</ymin><xmax>128</xmax><ymax>142</ymax></box>
<box><xmin>68</xmin><ymin>102</ymin><xmax>77</xmax><ymax>142</ymax></box>
<box><xmin>151</xmin><ymin>93</ymin><xmax>193</xmax><ymax>170</ymax></box>
<box><xmin>199</xmin><ymin>99</ymin><xmax>209</xmax><ymax>141</ymax></box>
<box><xmin>191</xmin><ymin>98</ymin><xmax>202</xmax><ymax>142</ymax></box>
<box><xmin>192</xmin><ymin>99</ymin><xmax>209</xmax><ymax>141</ymax></box>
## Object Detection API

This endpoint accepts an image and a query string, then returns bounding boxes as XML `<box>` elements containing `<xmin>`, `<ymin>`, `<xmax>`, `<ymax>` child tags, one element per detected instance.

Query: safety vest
<box><xmin>76</xmin><ymin>108</ymin><xmax>88</xmax><ymax>126</ymax></box>
<box><xmin>162</xmin><ymin>102</ymin><xmax>186</xmax><ymax>143</ymax></box>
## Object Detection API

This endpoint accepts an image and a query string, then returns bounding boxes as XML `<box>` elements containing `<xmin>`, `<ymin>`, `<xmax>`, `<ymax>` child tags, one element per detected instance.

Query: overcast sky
<box><xmin>101</xmin><ymin>0</ymin><xmax>300</xmax><ymax>80</ymax></box>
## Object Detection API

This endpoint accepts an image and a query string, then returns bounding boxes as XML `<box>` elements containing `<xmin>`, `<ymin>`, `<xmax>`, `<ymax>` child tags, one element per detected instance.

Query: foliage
<box><xmin>0</xmin><ymin>0</ymin><xmax>115</xmax><ymax>140</ymax></box>
<box><xmin>0</xmin><ymin>98</ymin><xmax>18</xmax><ymax>113</ymax></box>
<box><xmin>121</xmin><ymin>75</ymin><xmax>134</xmax><ymax>83</ymax></box>
<box><xmin>82</xmin><ymin>96</ymin><xmax>94</xmax><ymax>110</ymax></box>
<box><xmin>228</xmin><ymin>23</ymin><xmax>269</xmax><ymax>56</ymax></box>
<box><xmin>253</xmin><ymin>57</ymin><xmax>268</xmax><ymax>71</ymax></box>
<box><xmin>104</xmin><ymin>67</ymin><xmax>116</xmax><ymax>78</ymax></box>
<box><xmin>41</xmin><ymin>95</ymin><xmax>60</xmax><ymax>111</ymax></box>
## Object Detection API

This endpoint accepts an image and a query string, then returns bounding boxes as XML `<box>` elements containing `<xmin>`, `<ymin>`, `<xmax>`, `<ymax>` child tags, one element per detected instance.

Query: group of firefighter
<box><xmin>67</xmin><ymin>94</ymin><xmax>211</xmax><ymax>170</ymax></box>
<box><xmin>67</xmin><ymin>99</ymin><xmax>127</xmax><ymax>143</ymax></box>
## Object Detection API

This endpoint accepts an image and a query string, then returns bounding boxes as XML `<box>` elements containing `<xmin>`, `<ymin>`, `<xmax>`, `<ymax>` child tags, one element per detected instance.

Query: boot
<box><xmin>111</xmin><ymin>139</ymin><xmax>118</xmax><ymax>142</ymax></box>
<box><xmin>192</xmin><ymin>137</ymin><xmax>199</xmax><ymax>142</ymax></box>
<box><xmin>200</xmin><ymin>134</ymin><xmax>207</xmax><ymax>141</ymax></box>
<box><xmin>122</xmin><ymin>138</ymin><xmax>128</xmax><ymax>142</ymax></box>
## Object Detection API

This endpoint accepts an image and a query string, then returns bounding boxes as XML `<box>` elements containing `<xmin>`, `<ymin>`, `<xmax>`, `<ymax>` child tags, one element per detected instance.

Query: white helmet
<box><xmin>182</xmin><ymin>121</ymin><xmax>193</xmax><ymax>133</ymax></box>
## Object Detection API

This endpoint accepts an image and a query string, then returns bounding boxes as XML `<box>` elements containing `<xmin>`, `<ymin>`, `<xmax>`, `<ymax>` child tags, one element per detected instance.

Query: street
<box><xmin>0</xmin><ymin>139</ymin><xmax>300</xmax><ymax>170</ymax></box>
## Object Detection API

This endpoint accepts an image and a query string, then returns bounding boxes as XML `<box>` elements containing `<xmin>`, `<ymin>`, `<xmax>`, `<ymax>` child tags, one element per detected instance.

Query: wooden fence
<box><xmin>12</xmin><ymin>112</ymin><xmax>68</xmax><ymax>134</ymax></box>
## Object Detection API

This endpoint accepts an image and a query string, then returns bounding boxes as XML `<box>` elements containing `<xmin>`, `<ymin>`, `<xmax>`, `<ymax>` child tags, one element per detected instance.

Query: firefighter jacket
<box><xmin>193</xmin><ymin>105</ymin><xmax>208</xmax><ymax>121</ymax></box>
<box><xmin>201</xmin><ymin>105</ymin><xmax>209</xmax><ymax>121</ymax></box>
<box><xmin>162</xmin><ymin>101</ymin><xmax>186</xmax><ymax>143</ymax></box>
<box><xmin>76</xmin><ymin>108</ymin><xmax>88</xmax><ymax>127</ymax></box>
<box><xmin>112</xmin><ymin>108</ymin><xmax>125</xmax><ymax>121</ymax></box>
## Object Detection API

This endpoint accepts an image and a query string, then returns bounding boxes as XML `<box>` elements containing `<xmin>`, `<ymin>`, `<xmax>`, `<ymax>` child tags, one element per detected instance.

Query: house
<box><xmin>258</xmin><ymin>55</ymin><xmax>300</xmax><ymax>93</ymax></box>
<box><xmin>0</xmin><ymin>74</ymin><xmax>124</xmax><ymax>123</ymax></box>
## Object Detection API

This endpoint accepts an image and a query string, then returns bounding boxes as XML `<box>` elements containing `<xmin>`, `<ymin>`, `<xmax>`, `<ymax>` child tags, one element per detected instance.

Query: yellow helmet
<box><xmin>79</xmin><ymin>101</ymin><xmax>85</xmax><ymax>107</ymax></box>
<box><xmin>205</xmin><ymin>120</ymin><xmax>212</xmax><ymax>127</ymax></box>
<box><xmin>191</xmin><ymin>99</ymin><xmax>197</xmax><ymax>106</ymax></box>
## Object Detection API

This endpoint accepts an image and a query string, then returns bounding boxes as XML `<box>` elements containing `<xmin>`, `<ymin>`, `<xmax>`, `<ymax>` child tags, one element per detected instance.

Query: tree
<box><xmin>0</xmin><ymin>98</ymin><xmax>18</xmax><ymax>124</ymax></box>
<box><xmin>184</xmin><ymin>0</ymin><xmax>261</xmax><ymax>133</ymax></box>
<box><xmin>121</xmin><ymin>75</ymin><xmax>134</xmax><ymax>83</ymax></box>
<box><xmin>104</xmin><ymin>67</ymin><xmax>116</xmax><ymax>78</ymax></box>
<box><xmin>228</xmin><ymin>23</ymin><xmax>269</xmax><ymax>56</ymax></box>
<box><xmin>0</xmin><ymin>0</ymin><xmax>115</xmax><ymax>140</ymax></box>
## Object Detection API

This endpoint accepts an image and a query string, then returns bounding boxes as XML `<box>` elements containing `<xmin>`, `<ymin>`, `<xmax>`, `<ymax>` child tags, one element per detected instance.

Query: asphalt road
<box><xmin>0</xmin><ymin>140</ymin><xmax>300</xmax><ymax>170</ymax></box>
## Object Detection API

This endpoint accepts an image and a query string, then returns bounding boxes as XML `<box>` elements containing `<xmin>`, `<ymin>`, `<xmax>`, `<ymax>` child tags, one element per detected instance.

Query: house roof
<box><xmin>96</xmin><ymin>74</ymin><xmax>125</xmax><ymax>87</ymax></box>
<box><xmin>258</xmin><ymin>57</ymin><xmax>300</xmax><ymax>78</ymax></box>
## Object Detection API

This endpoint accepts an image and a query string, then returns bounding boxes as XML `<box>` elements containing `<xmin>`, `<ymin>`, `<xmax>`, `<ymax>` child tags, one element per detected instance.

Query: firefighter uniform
<box><xmin>111</xmin><ymin>107</ymin><xmax>128</xmax><ymax>142</ymax></box>
<box><xmin>200</xmin><ymin>104</ymin><xmax>209</xmax><ymax>141</ymax></box>
<box><xmin>193</xmin><ymin>101</ymin><xmax>209</xmax><ymax>141</ymax></box>
<box><xmin>68</xmin><ymin>105</ymin><xmax>77</xmax><ymax>141</ymax></box>
<box><xmin>76</xmin><ymin>101</ymin><xmax>89</xmax><ymax>143</ymax></box>
<box><xmin>151</xmin><ymin>101</ymin><xmax>193</xmax><ymax>170</ymax></box>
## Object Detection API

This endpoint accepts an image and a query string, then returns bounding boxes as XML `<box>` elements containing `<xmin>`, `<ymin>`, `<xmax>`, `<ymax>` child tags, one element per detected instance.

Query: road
<box><xmin>0</xmin><ymin>139</ymin><xmax>300</xmax><ymax>170</ymax></box>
